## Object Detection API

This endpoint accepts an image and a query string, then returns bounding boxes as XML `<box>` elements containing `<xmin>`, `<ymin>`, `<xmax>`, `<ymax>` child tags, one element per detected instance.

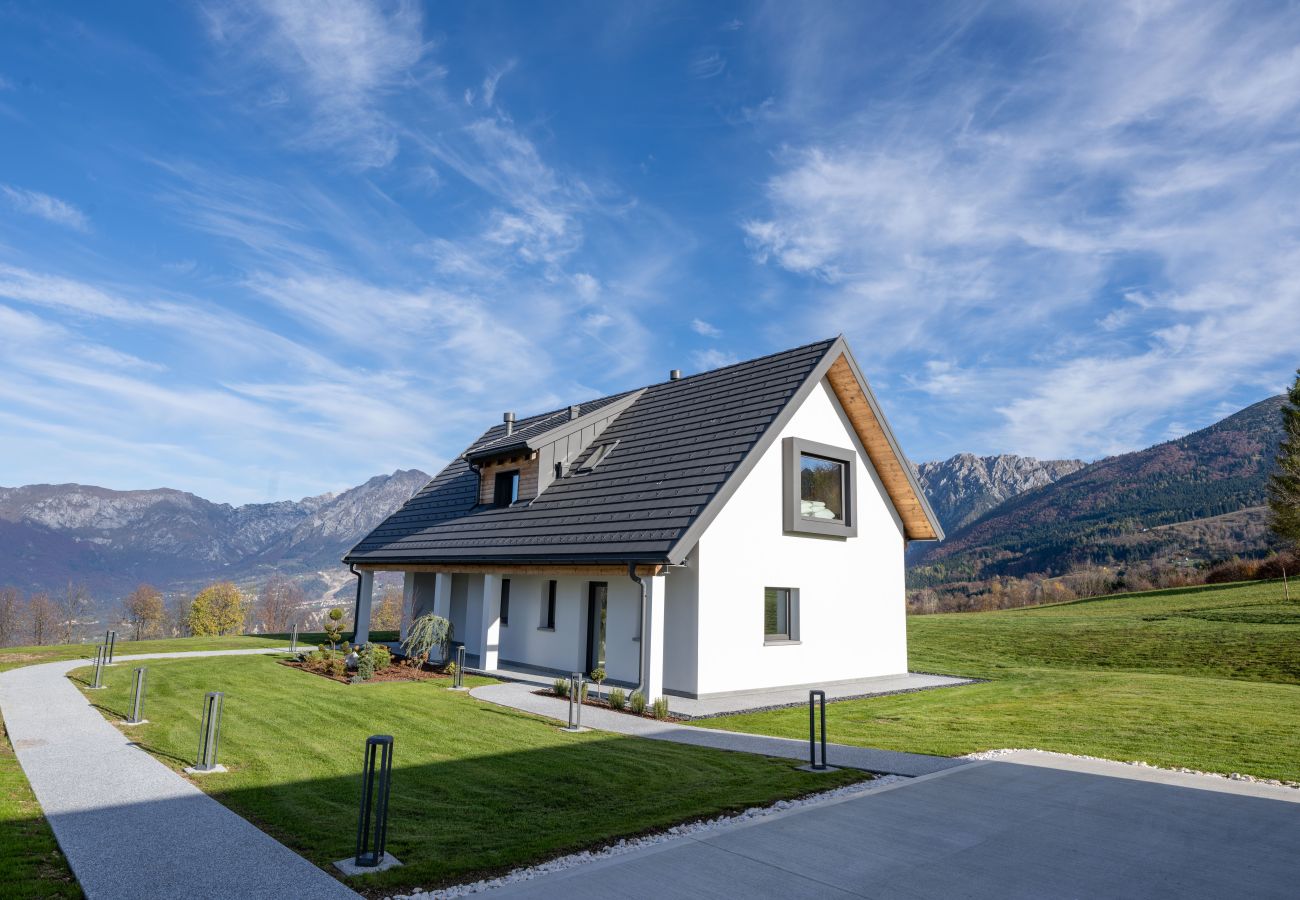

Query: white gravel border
<box><xmin>385</xmin><ymin>775</ymin><xmax>906</xmax><ymax>900</ymax></box>
<box><xmin>964</xmin><ymin>748</ymin><xmax>1300</xmax><ymax>790</ymax></box>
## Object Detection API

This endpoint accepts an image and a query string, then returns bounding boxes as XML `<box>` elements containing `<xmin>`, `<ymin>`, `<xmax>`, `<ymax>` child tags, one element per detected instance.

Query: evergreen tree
<box><xmin>1268</xmin><ymin>369</ymin><xmax>1300</xmax><ymax>548</ymax></box>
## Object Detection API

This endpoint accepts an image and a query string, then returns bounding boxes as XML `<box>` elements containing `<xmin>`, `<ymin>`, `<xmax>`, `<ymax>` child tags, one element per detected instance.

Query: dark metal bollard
<box><xmin>107</xmin><ymin>630</ymin><xmax>117</xmax><ymax>664</ymax></box>
<box><xmin>454</xmin><ymin>645</ymin><xmax>466</xmax><ymax>688</ymax></box>
<box><xmin>354</xmin><ymin>735</ymin><xmax>394</xmax><ymax>867</ymax></box>
<box><xmin>290</xmin><ymin>622</ymin><xmax>298</xmax><ymax>653</ymax></box>
<box><xmin>565</xmin><ymin>672</ymin><xmax>585</xmax><ymax>730</ymax></box>
<box><xmin>809</xmin><ymin>690</ymin><xmax>828</xmax><ymax>770</ymax></box>
<box><xmin>91</xmin><ymin>644</ymin><xmax>106</xmax><ymax>689</ymax></box>
<box><xmin>194</xmin><ymin>692</ymin><xmax>225</xmax><ymax>772</ymax></box>
<box><xmin>128</xmin><ymin>667</ymin><xmax>147</xmax><ymax>724</ymax></box>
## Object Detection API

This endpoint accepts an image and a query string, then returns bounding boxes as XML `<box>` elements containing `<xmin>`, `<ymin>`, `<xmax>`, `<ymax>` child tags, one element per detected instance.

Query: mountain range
<box><xmin>0</xmin><ymin>470</ymin><xmax>431</xmax><ymax>602</ymax></box>
<box><xmin>910</xmin><ymin>395</ymin><xmax>1285</xmax><ymax>586</ymax></box>
<box><xmin>0</xmin><ymin>392</ymin><xmax>1286</xmax><ymax>606</ymax></box>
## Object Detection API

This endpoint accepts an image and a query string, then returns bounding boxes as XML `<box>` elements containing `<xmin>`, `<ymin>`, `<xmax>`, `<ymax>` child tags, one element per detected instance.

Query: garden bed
<box><xmin>533</xmin><ymin>688</ymin><xmax>684</xmax><ymax>723</ymax></box>
<box><xmin>279</xmin><ymin>658</ymin><xmax>452</xmax><ymax>684</ymax></box>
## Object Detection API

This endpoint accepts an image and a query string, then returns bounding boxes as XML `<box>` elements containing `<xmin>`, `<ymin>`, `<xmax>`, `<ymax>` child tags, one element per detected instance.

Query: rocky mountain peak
<box><xmin>914</xmin><ymin>453</ymin><xmax>1086</xmax><ymax>534</ymax></box>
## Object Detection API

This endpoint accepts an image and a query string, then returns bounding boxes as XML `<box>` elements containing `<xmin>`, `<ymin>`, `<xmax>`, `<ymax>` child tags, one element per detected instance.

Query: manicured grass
<box><xmin>0</xmin><ymin>711</ymin><xmax>82</xmax><ymax>899</ymax></box>
<box><xmin>78</xmin><ymin>654</ymin><xmax>863</xmax><ymax>893</ymax></box>
<box><xmin>701</xmin><ymin>579</ymin><xmax>1300</xmax><ymax>782</ymax></box>
<box><xmin>0</xmin><ymin>631</ymin><xmax>397</xmax><ymax>674</ymax></box>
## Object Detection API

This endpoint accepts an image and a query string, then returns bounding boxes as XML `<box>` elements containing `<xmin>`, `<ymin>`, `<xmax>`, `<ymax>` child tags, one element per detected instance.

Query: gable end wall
<box><xmin>691</xmin><ymin>377</ymin><xmax>908</xmax><ymax>695</ymax></box>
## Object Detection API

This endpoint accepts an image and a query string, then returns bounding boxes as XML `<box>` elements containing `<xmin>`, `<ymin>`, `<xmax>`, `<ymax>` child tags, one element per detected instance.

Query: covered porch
<box><xmin>351</xmin><ymin>563</ymin><xmax>671</xmax><ymax>699</ymax></box>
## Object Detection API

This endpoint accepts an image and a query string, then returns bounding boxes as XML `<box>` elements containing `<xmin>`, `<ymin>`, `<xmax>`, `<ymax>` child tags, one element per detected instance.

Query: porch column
<box><xmin>432</xmin><ymin>573</ymin><xmax>453</xmax><ymax>663</ymax></box>
<box><xmin>399</xmin><ymin>571</ymin><xmax>416</xmax><ymax>642</ymax></box>
<box><xmin>639</xmin><ymin>573</ymin><xmax>667</xmax><ymax>700</ymax></box>
<box><xmin>480</xmin><ymin>573</ymin><xmax>502</xmax><ymax>670</ymax></box>
<box><xmin>353</xmin><ymin>569</ymin><xmax>375</xmax><ymax>646</ymax></box>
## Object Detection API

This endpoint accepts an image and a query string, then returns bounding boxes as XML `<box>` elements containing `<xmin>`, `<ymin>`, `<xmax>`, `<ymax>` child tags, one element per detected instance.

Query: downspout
<box><xmin>628</xmin><ymin>562</ymin><xmax>646</xmax><ymax>690</ymax></box>
<box><xmin>349</xmin><ymin>563</ymin><xmax>362</xmax><ymax>636</ymax></box>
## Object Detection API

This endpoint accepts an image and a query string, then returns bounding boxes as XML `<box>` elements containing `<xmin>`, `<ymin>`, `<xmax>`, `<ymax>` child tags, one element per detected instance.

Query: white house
<box><xmin>345</xmin><ymin>336</ymin><xmax>943</xmax><ymax>701</ymax></box>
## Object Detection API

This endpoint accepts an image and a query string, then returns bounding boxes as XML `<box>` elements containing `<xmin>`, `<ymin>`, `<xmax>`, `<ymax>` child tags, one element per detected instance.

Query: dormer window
<box><xmin>782</xmin><ymin>437</ymin><xmax>857</xmax><ymax>537</ymax></box>
<box><xmin>494</xmin><ymin>470</ymin><xmax>520</xmax><ymax>507</ymax></box>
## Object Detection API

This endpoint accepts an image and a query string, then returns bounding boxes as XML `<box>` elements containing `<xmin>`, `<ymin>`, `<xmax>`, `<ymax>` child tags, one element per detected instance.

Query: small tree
<box><xmin>56</xmin><ymin>581</ymin><xmax>92</xmax><ymax>644</ymax></box>
<box><xmin>28</xmin><ymin>593</ymin><xmax>58</xmax><ymax>645</ymax></box>
<box><xmin>323</xmin><ymin>607</ymin><xmax>346</xmax><ymax>650</ymax></box>
<box><xmin>122</xmin><ymin>584</ymin><xmax>165</xmax><ymax>640</ymax></box>
<box><xmin>188</xmin><ymin>582</ymin><xmax>247</xmax><ymax>636</ymax></box>
<box><xmin>400</xmin><ymin>613</ymin><xmax>452</xmax><ymax>667</ymax></box>
<box><xmin>0</xmin><ymin>587</ymin><xmax>21</xmax><ymax>648</ymax></box>
<box><xmin>1268</xmin><ymin>368</ymin><xmax>1300</xmax><ymax>550</ymax></box>
<box><xmin>589</xmin><ymin>666</ymin><xmax>606</xmax><ymax>701</ymax></box>
<box><xmin>256</xmin><ymin>575</ymin><xmax>303</xmax><ymax>634</ymax></box>
<box><xmin>372</xmin><ymin>586</ymin><xmax>404</xmax><ymax>632</ymax></box>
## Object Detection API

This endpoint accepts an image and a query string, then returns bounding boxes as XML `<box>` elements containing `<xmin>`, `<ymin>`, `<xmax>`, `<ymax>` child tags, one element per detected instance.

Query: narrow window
<box><xmin>800</xmin><ymin>454</ymin><xmax>845</xmax><ymax>522</ymax></box>
<box><xmin>541</xmin><ymin>579</ymin><xmax>557</xmax><ymax>629</ymax></box>
<box><xmin>500</xmin><ymin>578</ymin><xmax>510</xmax><ymax>626</ymax></box>
<box><xmin>764</xmin><ymin>587</ymin><xmax>795</xmax><ymax>642</ymax></box>
<box><xmin>494</xmin><ymin>470</ymin><xmax>520</xmax><ymax>507</ymax></box>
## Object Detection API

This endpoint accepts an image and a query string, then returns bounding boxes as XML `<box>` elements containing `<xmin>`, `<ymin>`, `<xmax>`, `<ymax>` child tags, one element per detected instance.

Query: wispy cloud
<box><xmin>2</xmin><ymin>185</ymin><xmax>89</xmax><ymax>231</ymax></box>
<box><xmin>745</xmin><ymin>0</ymin><xmax>1300</xmax><ymax>459</ymax></box>
<box><xmin>691</xmin><ymin>318</ymin><xmax>722</xmax><ymax>338</ymax></box>
<box><xmin>204</xmin><ymin>0</ymin><xmax>429</xmax><ymax>167</ymax></box>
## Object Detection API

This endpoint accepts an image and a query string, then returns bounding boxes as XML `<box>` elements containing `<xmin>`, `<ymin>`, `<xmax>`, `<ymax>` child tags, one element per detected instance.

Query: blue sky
<box><xmin>2</xmin><ymin>1</ymin><xmax>1298</xmax><ymax>505</ymax></box>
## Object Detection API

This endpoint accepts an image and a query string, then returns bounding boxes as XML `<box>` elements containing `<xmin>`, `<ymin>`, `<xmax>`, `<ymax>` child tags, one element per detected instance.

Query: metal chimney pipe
<box><xmin>669</xmin><ymin>369</ymin><xmax>682</xmax><ymax>381</ymax></box>
<box><xmin>503</xmin><ymin>411</ymin><xmax>515</xmax><ymax>435</ymax></box>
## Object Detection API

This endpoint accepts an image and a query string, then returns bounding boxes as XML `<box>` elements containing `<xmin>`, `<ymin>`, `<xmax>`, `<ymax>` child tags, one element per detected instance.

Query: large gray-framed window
<box><xmin>764</xmin><ymin>587</ymin><xmax>800</xmax><ymax>644</ymax></box>
<box><xmin>782</xmin><ymin>437</ymin><xmax>858</xmax><ymax>537</ymax></box>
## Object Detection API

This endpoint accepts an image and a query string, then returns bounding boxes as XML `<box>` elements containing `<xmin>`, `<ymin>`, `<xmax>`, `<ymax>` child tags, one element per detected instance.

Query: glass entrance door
<box><xmin>586</xmin><ymin>582</ymin><xmax>608</xmax><ymax>673</ymax></box>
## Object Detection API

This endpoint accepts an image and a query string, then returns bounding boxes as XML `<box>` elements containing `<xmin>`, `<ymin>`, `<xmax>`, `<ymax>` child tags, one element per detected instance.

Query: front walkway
<box><xmin>470</xmin><ymin>681</ymin><xmax>963</xmax><ymax>776</ymax></box>
<box><xmin>0</xmin><ymin>648</ymin><xmax>359</xmax><ymax>900</ymax></box>
<box><xmin>485</xmin><ymin>757</ymin><xmax>1300</xmax><ymax>898</ymax></box>
<box><xmin>471</xmin><ymin>666</ymin><xmax>972</xmax><ymax>717</ymax></box>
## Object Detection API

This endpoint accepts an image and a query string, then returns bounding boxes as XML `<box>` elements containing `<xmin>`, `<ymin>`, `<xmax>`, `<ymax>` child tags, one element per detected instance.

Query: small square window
<box><xmin>494</xmin><ymin>470</ymin><xmax>520</xmax><ymax>507</ymax></box>
<box><xmin>764</xmin><ymin>587</ymin><xmax>798</xmax><ymax>642</ymax></box>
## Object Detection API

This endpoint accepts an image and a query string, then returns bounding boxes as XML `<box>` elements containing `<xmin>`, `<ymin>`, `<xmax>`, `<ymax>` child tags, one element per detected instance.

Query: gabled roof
<box><xmin>344</xmin><ymin>336</ymin><xmax>941</xmax><ymax>567</ymax></box>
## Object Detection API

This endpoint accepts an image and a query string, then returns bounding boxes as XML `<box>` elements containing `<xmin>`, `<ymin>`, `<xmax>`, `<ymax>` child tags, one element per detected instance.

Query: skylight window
<box><xmin>579</xmin><ymin>440</ymin><xmax>618</xmax><ymax>473</ymax></box>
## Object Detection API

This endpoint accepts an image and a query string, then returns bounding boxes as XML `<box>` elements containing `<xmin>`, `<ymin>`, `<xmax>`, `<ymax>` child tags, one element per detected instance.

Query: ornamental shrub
<box><xmin>368</xmin><ymin>643</ymin><xmax>392</xmax><ymax>671</ymax></box>
<box><xmin>629</xmin><ymin>690</ymin><xmax>646</xmax><ymax>715</ymax></box>
<box><xmin>552</xmin><ymin>677</ymin><xmax>569</xmax><ymax>697</ymax></box>
<box><xmin>608</xmin><ymin>687</ymin><xmax>626</xmax><ymax>710</ymax></box>
<box><xmin>651</xmin><ymin>697</ymin><xmax>670</xmax><ymax>720</ymax></box>
<box><xmin>324</xmin><ymin>607</ymin><xmax>345</xmax><ymax>649</ymax></box>
<box><xmin>356</xmin><ymin>652</ymin><xmax>376</xmax><ymax>682</ymax></box>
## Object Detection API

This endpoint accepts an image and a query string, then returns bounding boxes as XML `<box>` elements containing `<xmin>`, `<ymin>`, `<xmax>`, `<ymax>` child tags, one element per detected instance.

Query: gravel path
<box><xmin>0</xmin><ymin>648</ymin><xmax>359</xmax><ymax>900</ymax></box>
<box><xmin>469</xmin><ymin>682</ymin><xmax>963</xmax><ymax>777</ymax></box>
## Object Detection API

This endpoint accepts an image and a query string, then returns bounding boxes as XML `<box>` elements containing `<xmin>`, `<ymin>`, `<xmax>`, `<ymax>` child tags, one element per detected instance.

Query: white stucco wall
<box><xmin>691</xmin><ymin>377</ymin><xmax>908</xmax><ymax>696</ymax></box>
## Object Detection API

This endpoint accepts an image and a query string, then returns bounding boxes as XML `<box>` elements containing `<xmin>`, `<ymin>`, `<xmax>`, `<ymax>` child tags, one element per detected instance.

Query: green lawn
<box><xmin>0</xmin><ymin>631</ymin><xmax>397</xmax><ymax>674</ymax></box>
<box><xmin>701</xmin><ymin>579</ymin><xmax>1300</xmax><ymax>782</ymax></box>
<box><xmin>75</xmin><ymin>654</ymin><xmax>863</xmax><ymax>893</ymax></box>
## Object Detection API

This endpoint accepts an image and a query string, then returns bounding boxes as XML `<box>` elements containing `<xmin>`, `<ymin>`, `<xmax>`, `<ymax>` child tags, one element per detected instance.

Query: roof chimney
<box><xmin>503</xmin><ymin>411</ymin><xmax>515</xmax><ymax>435</ymax></box>
<box><xmin>669</xmin><ymin>369</ymin><xmax>682</xmax><ymax>381</ymax></box>
<box><xmin>569</xmin><ymin>404</ymin><xmax>580</xmax><ymax>420</ymax></box>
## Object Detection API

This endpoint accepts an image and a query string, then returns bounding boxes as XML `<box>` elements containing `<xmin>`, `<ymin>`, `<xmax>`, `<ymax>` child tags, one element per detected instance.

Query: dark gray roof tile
<box><xmin>345</xmin><ymin>337</ymin><xmax>838</xmax><ymax>565</ymax></box>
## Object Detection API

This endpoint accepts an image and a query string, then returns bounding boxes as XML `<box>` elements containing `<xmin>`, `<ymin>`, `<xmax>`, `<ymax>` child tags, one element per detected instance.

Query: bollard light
<box><xmin>454</xmin><ymin>645</ymin><xmax>466</xmax><ymax>689</ymax></box>
<box><xmin>354</xmin><ymin>735</ymin><xmax>394</xmax><ymax>867</ymax></box>
<box><xmin>290</xmin><ymin>622</ymin><xmax>298</xmax><ymax>653</ymax></box>
<box><xmin>808</xmin><ymin>689</ymin><xmax>828</xmax><ymax>770</ymax></box>
<box><xmin>127</xmin><ymin>667</ymin><xmax>147</xmax><ymax>724</ymax></box>
<box><xmin>107</xmin><ymin>630</ymin><xmax>117</xmax><ymax>664</ymax></box>
<box><xmin>91</xmin><ymin>644</ymin><xmax>106</xmax><ymax>689</ymax></box>
<box><xmin>193</xmin><ymin>692</ymin><xmax>225</xmax><ymax>772</ymax></box>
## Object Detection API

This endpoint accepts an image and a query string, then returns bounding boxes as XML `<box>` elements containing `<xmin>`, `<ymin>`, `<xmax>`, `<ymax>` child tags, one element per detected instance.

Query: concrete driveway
<box><xmin>488</xmin><ymin>756</ymin><xmax>1300</xmax><ymax>899</ymax></box>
